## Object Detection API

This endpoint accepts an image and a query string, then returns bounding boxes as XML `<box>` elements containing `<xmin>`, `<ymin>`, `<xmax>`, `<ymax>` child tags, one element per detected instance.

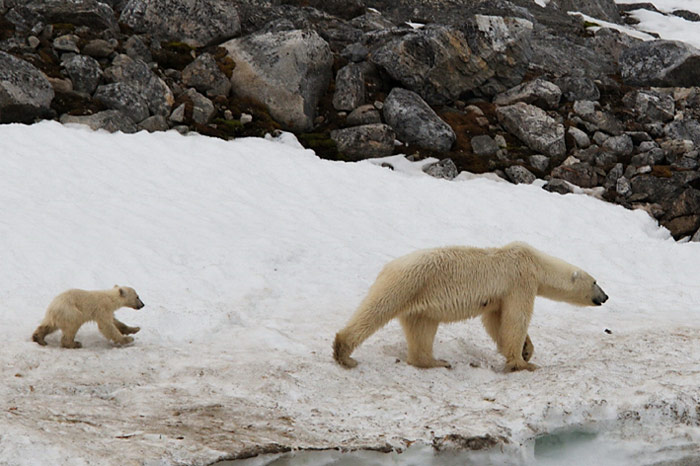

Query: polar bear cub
<box><xmin>32</xmin><ymin>286</ymin><xmax>145</xmax><ymax>348</ymax></box>
<box><xmin>333</xmin><ymin>242</ymin><xmax>608</xmax><ymax>372</ymax></box>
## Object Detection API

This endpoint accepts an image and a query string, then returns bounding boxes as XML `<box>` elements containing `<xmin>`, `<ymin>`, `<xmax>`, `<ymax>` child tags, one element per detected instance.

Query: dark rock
<box><xmin>616</xmin><ymin>176</ymin><xmax>632</xmax><ymax>197</ymax></box>
<box><xmin>627</xmin><ymin>131</ymin><xmax>653</xmax><ymax>144</ymax></box>
<box><xmin>573</xmin><ymin>100</ymin><xmax>624</xmax><ymax>135</ymax></box>
<box><xmin>138</xmin><ymin>114</ymin><xmax>169</xmax><ymax>132</ymax></box>
<box><xmin>330</xmin><ymin>123</ymin><xmax>395</xmax><ymax>160</ymax></box>
<box><xmin>94</xmin><ymin>83</ymin><xmax>149</xmax><ymax>123</ymax></box>
<box><xmin>568</xmin><ymin>126</ymin><xmax>591</xmax><ymax>148</ymax></box>
<box><xmin>7</xmin><ymin>0</ymin><xmax>118</xmax><ymax>32</ymax></box>
<box><xmin>221</xmin><ymin>29</ymin><xmax>333</xmax><ymax>132</ymax></box>
<box><xmin>471</xmin><ymin>134</ymin><xmax>500</xmax><ymax>157</ymax></box>
<box><xmin>350</xmin><ymin>10</ymin><xmax>396</xmax><ymax>31</ymax></box>
<box><xmin>83</xmin><ymin>39</ymin><xmax>118</xmax><ymax>59</ymax></box>
<box><xmin>104</xmin><ymin>54</ymin><xmax>174</xmax><ymax>117</ymax></box>
<box><xmin>529</xmin><ymin>154</ymin><xmax>550</xmax><ymax>172</ymax></box>
<box><xmin>332</xmin><ymin>63</ymin><xmax>365</xmax><ymax>111</ymax></box>
<box><xmin>53</xmin><ymin>34</ymin><xmax>80</xmax><ymax>53</ymax></box>
<box><xmin>423</xmin><ymin>158</ymin><xmax>459</xmax><ymax>180</ymax></box>
<box><xmin>341</xmin><ymin>43</ymin><xmax>369</xmax><ymax>62</ymax></box>
<box><xmin>120</xmin><ymin>0</ymin><xmax>241</xmax><ymax>47</ymax></box>
<box><xmin>550</xmin><ymin>161</ymin><xmax>598</xmax><ymax>188</ymax></box>
<box><xmin>0</xmin><ymin>51</ymin><xmax>54</xmax><ymax>123</ymax></box>
<box><xmin>496</xmin><ymin>102</ymin><xmax>565</xmax><ymax>157</ymax></box>
<box><xmin>346</xmin><ymin>104</ymin><xmax>381</xmax><ymax>126</ymax></box>
<box><xmin>664</xmin><ymin>119</ymin><xmax>700</xmax><ymax>147</ymax></box>
<box><xmin>602</xmin><ymin>134</ymin><xmax>633</xmax><ymax>156</ymax></box>
<box><xmin>555</xmin><ymin>76</ymin><xmax>600</xmax><ymax>102</ymax></box>
<box><xmin>673</xmin><ymin>157</ymin><xmax>699</xmax><ymax>170</ymax></box>
<box><xmin>620</xmin><ymin>40</ymin><xmax>700</xmax><ymax>87</ymax></box>
<box><xmin>662</xmin><ymin>215</ymin><xmax>700</xmax><ymax>239</ymax></box>
<box><xmin>124</xmin><ymin>36</ymin><xmax>152</xmax><ymax>63</ymax></box>
<box><xmin>60</xmin><ymin>109</ymin><xmax>138</xmax><ymax>133</ymax></box>
<box><xmin>604</xmin><ymin>162</ymin><xmax>623</xmax><ymax>189</ymax></box>
<box><xmin>672</xmin><ymin>9</ymin><xmax>700</xmax><ymax>22</ymax></box>
<box><xmin>465</xmin><ymin>15</ymin><xmax>533</xmax><ymax>96</ymax></box>
<box><xmin>369</xmin><ymin>25</ymin><xmax>492</xmax><ymax>105</ymax></box>
<box><xmin>383</xmin><ymin>87</ymin><xmax>456</xmax><ymax>152</ymax></box>
<box><xmin>182</xmin><ymin>88</ymin><xmax>215</xmax><ymax>124</ymax></box>
<box><xmin>660</xmin><ymin>139</ymin><xmax>694</xmax><ymax>161</ymax></box>
<box><xmin>493</xmin><ymin>78</ymin><xmax>561</xmax><ymax>109</ymax></box>
<box><xmin>622</xmin><ymin>89</ymin><xmax>675</xmax><ymax>123</ymax></box>
<box><xmin>629</xmin><ymin>172</ymin><xmax>700</xmax><ymax>203</ymax></box>
<box><xmin>543</xmin><ymin>178</ymin><xmax>574</xmax><ymax>194</ymax></box>
<box><xmin>182</xmin><ymin>53</ymin><xmax>231</xmax><ymax>98</ymax></box>
<box><xmin>505</xmin><ymin>165</ymin><xmax>536</xmax><ymax>184</ymax></box>
<box><xmin>63</xmin><ymin>55</ymin><xmax>102</xmax><ymax>95</ymax></box>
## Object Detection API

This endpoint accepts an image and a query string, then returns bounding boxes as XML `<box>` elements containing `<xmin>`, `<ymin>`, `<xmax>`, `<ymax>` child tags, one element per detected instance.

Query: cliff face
<box><xmin>3</xmin><ymin>0</ymin><xmax>700</xmax><ymax>239</ymax></box>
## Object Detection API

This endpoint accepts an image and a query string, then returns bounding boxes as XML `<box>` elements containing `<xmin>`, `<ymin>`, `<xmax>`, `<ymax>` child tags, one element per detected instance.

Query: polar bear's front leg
<box><xmin>400</xmin><ymin>314</ymin><xmax>451</xmax><ymax>369</ymax></box>
<box><xmin>499</xmin><ymin>293</ymin><xmax>538</xmax><ymax>372</ymax></box>
<box><xmin>97</xmin><ymin>318</ymin><xmax>133</xmax><ymax>345</ymax></box>
<box><xmin>114</xmin><ymin>318</ymin><xmax>140</xmax><ymax>335</ymax></box>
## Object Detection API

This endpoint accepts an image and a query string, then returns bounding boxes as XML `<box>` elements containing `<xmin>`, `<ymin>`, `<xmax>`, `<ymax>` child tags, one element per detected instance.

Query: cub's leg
<box><xmin>60</xmin><ymin>324</ymin><xmax>82</xmax><ymax>349</ymax></box>
<box><xmin>482</xmin><ymin>310</ymin><xmax>534</xmax><ymax>362</ymax></box>
<box><xmin>499</xmin><ymin>293</ymin><xmax>538</xmax><ymax>372</ymax></box>
<box><xmin>97</xmin><ymin>317</ymin><xmax>133</xmax><ymax>345</ymax></box>
<box><xmin>32</xmin><ymin>325</ymin><xmax>57</xmax><ymax>346</ymax></box>
<box><xmin>399</xmin><ymin>314</ymin><xmax>451</xmax><ymax>369</ymax></box>
<box><xmin>114</xmin><ymin>318</ymin><xmax>140</xmax><ymax>335</ymax></box>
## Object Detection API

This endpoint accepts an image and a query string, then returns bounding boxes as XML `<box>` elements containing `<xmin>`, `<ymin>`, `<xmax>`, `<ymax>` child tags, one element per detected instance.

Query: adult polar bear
<box><xmin>333</xmin><ymin>242</ymin><xmax>608</xmax><ymax>372</ymax></box>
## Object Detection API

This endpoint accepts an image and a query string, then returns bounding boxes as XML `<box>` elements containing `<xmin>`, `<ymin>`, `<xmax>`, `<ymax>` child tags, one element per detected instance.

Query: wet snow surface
<box><xmin>0</xmin><ymin>122</ymin><xmax>699</xmax><ymax>465</ymax></box>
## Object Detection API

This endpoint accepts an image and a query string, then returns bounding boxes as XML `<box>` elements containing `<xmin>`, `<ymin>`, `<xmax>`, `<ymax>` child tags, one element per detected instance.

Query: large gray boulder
<box><xmin>120</xmin><ymin>0</ymin><xmax>241</xmax><ymax>47</ymax></box>
<box><xmin>383</xmin><ymin>87</ymin><xmax>455</xmax><ymax>152</ymax></box>
<box><xmin>330</xmin><ymin>123</ymin><xmax>395</xmax><ymax>160</ymax></box>
<box><xmin>0</xmin><ymin>51</ymin><xmax>54</xmax><ymax>123</ymax></box>
<box><xmin>104</xmin><ymin>54</ymin><xmax>174</xmax><ymax>117</ymax></box>
<box><xmin>464</xmin><ymin>15</ymin><xmax>533</xmax><ymax>96</ymax></box>
<box><xmin>620</xmin><ymin>40</ymin><xmax>700</xmax><ymax>87</ymax></box>
<box><xmin>369</xmin><ymin>25</ymin><xmax>492</xmax><ymax>106</ymax></box>
<box><xmin>221</xmin><ymin>29</ymin><xmax>333</xmax><ymax>132</ymax></box>
<box><xmin>496</xmin><ymin>102</ymin><xmax>566</xmax><ymax>157</ymax></box>
<box><xmin>6</xmin><ymin>0</ymin><xmax>118</xmax><ymax>32</ymax></box>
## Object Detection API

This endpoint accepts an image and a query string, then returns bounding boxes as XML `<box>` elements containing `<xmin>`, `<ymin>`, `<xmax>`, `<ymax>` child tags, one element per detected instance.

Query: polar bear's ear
<box><xmin>571</xmin><ymin>271</ymin><xmax>580</xmax><ymax>281</ymax></box>
<box><xmin>118</xmin><ymin>287</ymin><xmax>126</xmax><ymax>297</ymax></box>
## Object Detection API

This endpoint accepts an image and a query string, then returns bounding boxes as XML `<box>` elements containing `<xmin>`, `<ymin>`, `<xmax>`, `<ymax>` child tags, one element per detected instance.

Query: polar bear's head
<box><xmin>570</xmin><ymin>270</ymin><xmax>608</xmax><ymax>307</ymax></box>
<box><xmin>115</xmin><ymin>286</ymin><xmax>145</xmax><ymax>309</ymax></box>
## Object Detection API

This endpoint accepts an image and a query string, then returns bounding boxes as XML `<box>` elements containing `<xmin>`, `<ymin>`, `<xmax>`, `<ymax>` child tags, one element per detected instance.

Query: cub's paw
<box><xmin>505</xmin><ymin>360</ymin><xmax>538</xmax><ymax>372</ymax></box>
<box><xmin>118</xmin><ymin>336</ymin><xmax>134</xmax><ymax>345</ymax></box>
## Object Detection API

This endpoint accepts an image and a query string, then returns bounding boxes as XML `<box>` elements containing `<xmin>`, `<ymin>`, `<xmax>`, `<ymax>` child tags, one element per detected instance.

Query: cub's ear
<box><xmin>571</xmin><ymin>271</ymin><xmax>580</xmax><ymax>282</ymax></box>
<box><xmin>114</xmin><ymin>284</ymin><xmax>119</xmax><ymax>288</ymax></box>
<box><xmin>119</xmin><ymin>287</ymin><xmax>126</xmax><ymax>297</ymax></box>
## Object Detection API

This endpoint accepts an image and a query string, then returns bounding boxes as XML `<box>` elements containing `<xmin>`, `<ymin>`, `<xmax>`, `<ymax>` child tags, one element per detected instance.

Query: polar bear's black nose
<box><xmin>593</xmin><ymin>292</ymin><xmax>608</xmax><ymax>306</ymax></box>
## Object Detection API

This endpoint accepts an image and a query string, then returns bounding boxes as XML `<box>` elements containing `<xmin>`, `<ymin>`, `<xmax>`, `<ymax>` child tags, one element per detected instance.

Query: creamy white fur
<box><xmin>333</xmin><ymin>242</ymin><xmax>607</xmax><ymax>371</ymax></box>
<box><xmin>32</xmin><ymin>286</ymin><xmax>144</xmax><ymax>348</ymax></box>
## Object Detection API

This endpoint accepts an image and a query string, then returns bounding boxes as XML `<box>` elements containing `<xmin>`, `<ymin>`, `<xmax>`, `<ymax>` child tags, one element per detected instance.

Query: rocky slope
<box><xmin>2</xmin><ymin>0</ymin><xmax>700</xmax><ymax>239</ymax></box>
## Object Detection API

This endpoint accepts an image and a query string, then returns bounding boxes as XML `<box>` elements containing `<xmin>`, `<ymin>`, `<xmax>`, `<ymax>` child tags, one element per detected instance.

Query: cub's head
<box><xmin>571</xmin><ymin>270</ymin><xmax>608</xmax><ymax>307</ymax></box>
<box><xmin>115</xmin><ymin>285</ymin><xmax>145</xmax><ymax>309</ymax></box>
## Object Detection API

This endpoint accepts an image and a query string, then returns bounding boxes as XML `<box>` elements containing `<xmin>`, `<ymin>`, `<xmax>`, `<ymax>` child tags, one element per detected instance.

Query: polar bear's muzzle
<box><xmin>592</xmin><ymin>284</ymin><xmax>608</xmax><ymax>306</ymax></box>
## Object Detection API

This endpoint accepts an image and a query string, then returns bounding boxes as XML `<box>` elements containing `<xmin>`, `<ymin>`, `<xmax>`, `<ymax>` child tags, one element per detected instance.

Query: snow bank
<box><xmin>0</xmin><ymin>121</ymin><xmax>698</xmax><ymax>465</ymax></box>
